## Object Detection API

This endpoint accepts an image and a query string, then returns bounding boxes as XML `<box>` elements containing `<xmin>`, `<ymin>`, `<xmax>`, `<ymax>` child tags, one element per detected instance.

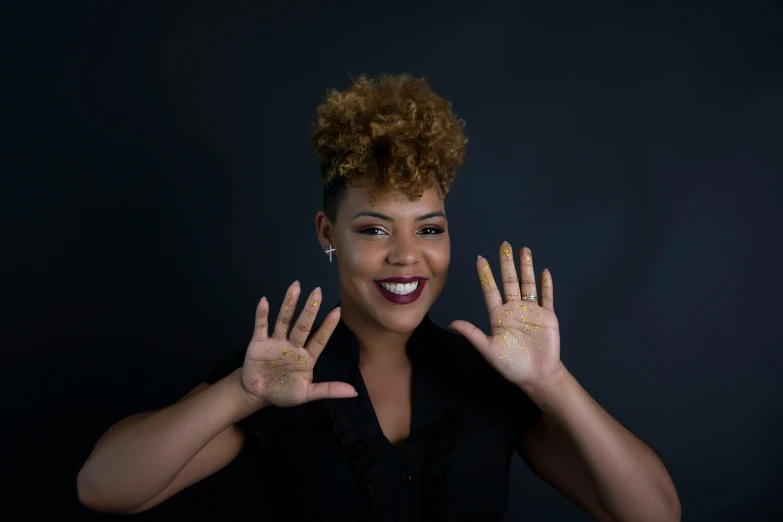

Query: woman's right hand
<box><xmin>241</xmin><ymin>281</ymin><xmax>356</xmax><ymax>408</ymax></box>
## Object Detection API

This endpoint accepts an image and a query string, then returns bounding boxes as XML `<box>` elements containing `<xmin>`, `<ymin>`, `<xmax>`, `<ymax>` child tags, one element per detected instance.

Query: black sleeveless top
<box><xmin>203</xmin><ymin>308</ymin><xmax>542</xmax><ymax>521</ymax></box>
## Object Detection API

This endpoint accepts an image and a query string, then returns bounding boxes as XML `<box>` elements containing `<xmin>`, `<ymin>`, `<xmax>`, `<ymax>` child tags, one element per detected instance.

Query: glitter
<box><xmin>500</xmin><ymin>243</ymin><xmax>512</xmax><ymax>257</ymax></box>
<box><xmin>311</xmin><ymin>299</ymin><xmax>318</xmax><ymax>307</ymax></box>
<box><xmin>479</xmin><ymin>261</ymin><xmax>496</xmax><ymax>288</ymax></box>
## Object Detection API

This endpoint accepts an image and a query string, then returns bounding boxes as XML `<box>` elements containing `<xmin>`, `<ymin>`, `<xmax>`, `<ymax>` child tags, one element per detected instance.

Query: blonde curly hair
<box><xmin>310</xmin><ymin>73</ymin><xmax>468</xmax><ymax>221</ymax></box>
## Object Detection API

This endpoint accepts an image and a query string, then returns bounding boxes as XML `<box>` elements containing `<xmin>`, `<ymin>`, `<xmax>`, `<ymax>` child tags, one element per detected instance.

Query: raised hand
<box><xmin>450</xmin><ymin>242</ymin><xmax>562</xmax><ymax>389</ymax></box>
<box><xmin>242</xmin><ymin>281</ymin><xmax>357</xmax><ymax>408</ymax></box>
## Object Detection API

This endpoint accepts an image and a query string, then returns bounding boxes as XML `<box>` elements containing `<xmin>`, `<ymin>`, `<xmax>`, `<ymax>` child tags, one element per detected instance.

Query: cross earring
<box><xmin>325</xmin><ymin>244</ymin><xmax>336</xmax><ymax>262</ymax></box>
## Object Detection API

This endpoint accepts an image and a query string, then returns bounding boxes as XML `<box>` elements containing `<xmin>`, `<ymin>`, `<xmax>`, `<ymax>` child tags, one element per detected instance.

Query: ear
<box><xmin>315</xmin><ymin>210</ymin><xmax>333</xmax><ymax>250</ymax></box>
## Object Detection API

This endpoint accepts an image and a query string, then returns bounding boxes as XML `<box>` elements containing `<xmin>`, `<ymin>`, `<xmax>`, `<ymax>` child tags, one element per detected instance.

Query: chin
<box><xmin>365</xmin><ymin>284</ymin><xmax>437</xmax><ymax>334</ymax></box>
<box><xmin>372</xmin><ymin>308</ymin><xmax>427</xmax><ymax>334</ymax></box>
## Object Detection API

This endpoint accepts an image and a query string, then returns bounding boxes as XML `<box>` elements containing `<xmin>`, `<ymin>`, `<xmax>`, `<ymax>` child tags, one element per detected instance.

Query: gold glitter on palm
<box><xmin>241</xmin><ymin>283</ymin><xmax>357</xmax><ymax>408</ymax></box>
<box><xmin>450</xmin><ymin>242</ymin><xmax>562</xmax><ymax>388</ymax></box>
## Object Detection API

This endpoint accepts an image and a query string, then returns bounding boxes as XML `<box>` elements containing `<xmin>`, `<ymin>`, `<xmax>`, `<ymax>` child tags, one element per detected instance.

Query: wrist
<box><xmin>518</xmin><ymin>361</ymin><xmax>570</xmax><ymax>404</ymax></box>
<box><xmin>226</xmin><ymin>368</ymin><xmax>266</xmax><ymax>420</ymax></box>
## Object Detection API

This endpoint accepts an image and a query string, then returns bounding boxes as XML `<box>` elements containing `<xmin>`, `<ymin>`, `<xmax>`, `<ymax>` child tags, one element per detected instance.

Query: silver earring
<box><xmin>325</xmin><ymin>244</ymin><xmax>335</xmax><ymax>262</ymax></box>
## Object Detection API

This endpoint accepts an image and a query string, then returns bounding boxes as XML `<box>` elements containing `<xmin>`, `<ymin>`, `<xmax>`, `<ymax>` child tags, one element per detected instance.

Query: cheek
<box><xmin>425</xmin><ymin>241</ymin><xmax>451</xmax><ymax>273</ymax></box>
<box><xmin>341</xmin><ymin>243</ymin><xmax>384</xmax><ymax>277</ymax></box>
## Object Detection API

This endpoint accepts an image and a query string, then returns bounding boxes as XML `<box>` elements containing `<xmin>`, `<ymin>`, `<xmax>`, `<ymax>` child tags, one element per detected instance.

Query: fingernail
<box><xmin>477</xmin><ymin>255</ymin><xmax>483</xmax><ymax>260</ymax></box>
<box><xmin>352</xmin><ymin>390</ymin><xmax>358</xmax><ymax>397</ymax></box>
<box><xmin>293</xmin><ymin>280</ymin><xmax>300</xmax><ymax>286</ymax></box>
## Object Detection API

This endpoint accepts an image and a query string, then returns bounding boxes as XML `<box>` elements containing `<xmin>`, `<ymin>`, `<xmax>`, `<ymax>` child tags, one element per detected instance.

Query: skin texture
<box><xmin>315</xmin><ymin>180</ymin><xmax>450</xmax><ymax>364</ymax></box>
<box><xmin>449</xmin><ymin>244</ymin><xmax>563</xmax><ymax>389</ymax></box>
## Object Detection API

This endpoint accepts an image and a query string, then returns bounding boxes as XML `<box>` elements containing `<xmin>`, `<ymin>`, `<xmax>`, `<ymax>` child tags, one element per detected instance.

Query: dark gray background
<box><xmin>5</xmin><ymin>1</ymin><xmax>782</xmax><ymax>520</ymax></box>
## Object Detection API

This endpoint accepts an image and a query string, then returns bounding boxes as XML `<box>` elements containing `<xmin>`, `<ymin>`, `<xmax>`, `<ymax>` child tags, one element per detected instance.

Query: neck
<box><xmin>339</xmin><ymin>295</ymin><xmax>413</xmax><ymax>369</ymax></box>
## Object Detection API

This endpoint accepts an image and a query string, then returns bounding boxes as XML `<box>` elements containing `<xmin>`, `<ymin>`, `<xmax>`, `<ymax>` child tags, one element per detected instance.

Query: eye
<box><xmin>419</xmin><ymin>226</ymin><xmax>444</xmax><ymax>235</ymax></box>
<box><xmin>359</xmin><ymin>227</ymin><xmax>387</xmax><ymax>236</ymax></box>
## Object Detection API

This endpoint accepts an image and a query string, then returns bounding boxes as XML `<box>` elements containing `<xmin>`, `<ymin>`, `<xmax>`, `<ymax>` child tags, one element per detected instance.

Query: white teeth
<box><xmin>379</xmin><ymin>281</ymin><xmax>419</xmax><ymax>295</ymax></box>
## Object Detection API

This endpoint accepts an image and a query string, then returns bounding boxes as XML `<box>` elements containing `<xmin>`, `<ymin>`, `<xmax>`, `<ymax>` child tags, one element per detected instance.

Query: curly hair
<box><xmin>310</xmin><ymin>73</ymin><xmax>468</xmax><ymax>222</ymax></box>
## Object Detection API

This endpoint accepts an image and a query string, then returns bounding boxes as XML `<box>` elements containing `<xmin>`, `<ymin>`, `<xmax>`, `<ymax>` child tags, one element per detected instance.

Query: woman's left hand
<box><xmin>450</xmin><ymin>242</ymin><xmax>563</xmax><ymax>390</ymax></box>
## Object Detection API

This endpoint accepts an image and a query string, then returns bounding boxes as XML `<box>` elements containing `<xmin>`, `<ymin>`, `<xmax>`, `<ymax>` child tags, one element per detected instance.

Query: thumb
<box><xmin>450</xmin><ymin>320</ymin><xmax>490</xmax><ymax>353</ymax></box>
<box><xmin>307</xmin><ymin>381</ymin><xmax>358</xmax><ymax>402</ymax></box>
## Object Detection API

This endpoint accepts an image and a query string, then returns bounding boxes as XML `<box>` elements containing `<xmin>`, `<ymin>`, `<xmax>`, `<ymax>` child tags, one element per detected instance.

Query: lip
<box><xmin>375</xmin><ymin>276</ymin><xmax>427</xmax><ymax>284</ymax></box>
<box><xmin>374</xmin><ymin>279</ymin><xmax>427</xmax><ymax>305</ymax></box>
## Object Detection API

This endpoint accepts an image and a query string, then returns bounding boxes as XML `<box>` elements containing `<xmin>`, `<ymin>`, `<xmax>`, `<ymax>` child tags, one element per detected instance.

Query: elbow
<box><xmin>77</xmin><ymin>466</ymin><xmax>135</xmax><ymax>514</ymax></box>
<box><xmin>647</xmin><ymin>489</ymin><xmax>681</xmax><ymax>522</ymax></box>
<box><xmin>667</xmin><ymin>495</ymin><xmax>682</xmax><ymax>522</ymax></box>
<box><xmin>77</xmin><ymin>466</ymin><xmax>114</xmax><ymax>513</ymax></box>
<box><xmin>647</xmin><ymin>486</ymin><xmax>681</xmax><ymax>522</ymax></box>
<box><xmin>661</xmin><ymin>476</ymin><xmax>682</xmax><ymax>522</ymax></box>
<box><xmin>77</xmin><ymin>466</ymin><xmax>102</xmax><ymax>511</ymax></box>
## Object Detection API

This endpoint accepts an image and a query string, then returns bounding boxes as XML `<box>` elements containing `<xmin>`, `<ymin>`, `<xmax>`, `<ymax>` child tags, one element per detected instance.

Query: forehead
<box><xmin>341</xmin><ymin>182</ymin><xmax>445</xmax><ymax>216</ymax></box>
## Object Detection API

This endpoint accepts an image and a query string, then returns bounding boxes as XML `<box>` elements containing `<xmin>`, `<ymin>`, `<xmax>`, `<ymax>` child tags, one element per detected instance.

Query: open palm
<box><xmin>242</xmin><ymin>282</ymin><xmax>356</xmax><ymax>408</ymax></box>
<box><xmin>450</xmin><ymin>242</ymin><xmax>562</xmax><ymax>388</ymax></box>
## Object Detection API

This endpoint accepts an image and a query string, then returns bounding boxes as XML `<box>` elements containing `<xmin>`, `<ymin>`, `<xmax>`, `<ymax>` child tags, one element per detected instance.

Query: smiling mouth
<box><xmin>373</xmin><ymin>279</ymin><xmax>427</xmax><ymax>304</ymax></box>
<box><xmin>377</xmin><ymin>280</ymin><xmax>421</xmax><ymax>295</ymax></box>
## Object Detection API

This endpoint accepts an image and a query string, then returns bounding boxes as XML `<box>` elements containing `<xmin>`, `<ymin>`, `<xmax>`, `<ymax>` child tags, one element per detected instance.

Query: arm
<box><xmin>77</xmin><ymin>368</ymin><xmax>262</xmax><ymax>514</ymax></box>
<box><xmin>516</xmin><ymin>364</ymin><xmax>681</xmax><ymax>522</ymax></box>
<box><xmin>515</xmin><ymin>413</ymin><xmax>615</xmax><ymax>521</ymax></box>
<box><xmin>120</xmin><ymin>382</ymin><xmax>246</xmax><ymax>514</ymax></box>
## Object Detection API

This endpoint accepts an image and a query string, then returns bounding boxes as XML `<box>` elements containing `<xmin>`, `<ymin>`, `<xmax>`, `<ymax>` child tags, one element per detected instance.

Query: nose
<box><xmin>386</xmin><ymin>234</ymin><xmax>419</xmax><ymax>266</ymax></box>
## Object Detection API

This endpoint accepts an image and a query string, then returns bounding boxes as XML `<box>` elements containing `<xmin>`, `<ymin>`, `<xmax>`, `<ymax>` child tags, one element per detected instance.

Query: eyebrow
<box><xmin>352</xmin><ymin>210</ymin><xmax>446</xmax><ymax>222</ymax></box>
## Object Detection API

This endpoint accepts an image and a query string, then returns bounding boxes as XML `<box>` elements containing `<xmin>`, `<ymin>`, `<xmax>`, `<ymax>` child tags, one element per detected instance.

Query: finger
<box><xmin>252</xmin><ymin>296</ymin><xmax>270</xmax><ymax>341</ymax></box>
<box><xmin>449</xmin><ymin>320</ymin><xmax>491</xmax><ymax>353</ymax></box>
<box><xmin>540</xmin><ymin>269</ymin><xmax>554</xmax><ymax>311</ymax></box>
<box><xmin>498</xmin><ymin>241</ymin><xmax>521</xmax><ymax>302</ymax></box>
<box><xmin>272</xmin><ymin>281</ymin><xmax>301</xmax><ymax>340</ymax></box>
<box><xmin>518</xmin><ymin>247</ymin><xmax>538</xmax><ymax>304</ymax></box>
<box><xmin>288</xmin><ymin>287</ymin><xmax>322</xmax><ymax>348</ymax></box>
<box><xmin>305</xmin><ymin>306</ymin><xmax>341</xmax><ymax>360</ymax></box>
<box><xmin>307</xmin><ymin>381</ymin><xmax>358</xmax><ymax>402</ymax></box>
<box><xmin>477</xmin><ymin>255</ymin><xmax>503</xmax><ymax>311</ymax></box>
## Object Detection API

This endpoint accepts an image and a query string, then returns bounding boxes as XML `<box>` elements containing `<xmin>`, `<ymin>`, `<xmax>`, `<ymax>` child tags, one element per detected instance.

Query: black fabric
<box><xmin>203</xmin><ymin>306</ymin><xmax>542</xmax><ymax>521</ymax></box>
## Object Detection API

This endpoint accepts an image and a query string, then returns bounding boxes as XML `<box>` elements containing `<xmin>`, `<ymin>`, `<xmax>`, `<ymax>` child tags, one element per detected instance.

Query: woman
<box><xmin>77</xmin><ymin>74</ymin><xmax>681</xmax><ymax>521</ymax></box>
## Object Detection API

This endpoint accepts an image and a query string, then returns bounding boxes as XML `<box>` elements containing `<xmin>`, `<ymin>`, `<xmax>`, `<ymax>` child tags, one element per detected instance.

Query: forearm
<box><xmin>523</xmin><ymin>365</ymin><xmax>681</xmax><ymax>522</ymax></box>
<box><xmin>78</xmin><ymin>368</ymin><xmax>262</xmax><ymax>511</ymax></box>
